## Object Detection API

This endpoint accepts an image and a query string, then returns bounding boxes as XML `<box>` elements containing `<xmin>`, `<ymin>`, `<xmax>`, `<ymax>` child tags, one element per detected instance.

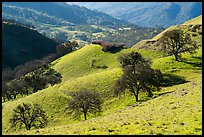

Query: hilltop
<box><xmin>2</xmin><ymin>15</ymin><xmax>202</xmax><ymax>135</ymax></box>
<box><xmin>132</xmin><ymin>15</ymin><xmax>202</xmax><ymax>51</ymax></box>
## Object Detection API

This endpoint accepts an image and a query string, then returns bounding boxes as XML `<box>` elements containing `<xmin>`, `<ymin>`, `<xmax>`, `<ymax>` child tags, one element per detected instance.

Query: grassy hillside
<box><xmin>2</xmin><ymin>44</ymin><xmax>202</xmax><ymax>135</ymax></box>
<box><xmin>132</xmin><ymin>15</ymin><xmax>202</xmax><ymax>51</ymax></box>
<box><xmin>152</xmin><ymin>15</ymin><xmax>202</xmax><ymax>41</ymax></box>
<box><xmin>9</xmin><ymin>69</ymin><xmax>202</xmax><ymax>135</ymax></box>
<box><xmin>2</xmin><ymin>16</ymin><xmax>202</xmax><ymax>135</ymax></box>
<box><xmin>183</xmin><ymin>15</ymin><xmax>202</xmax><ymax>25</ymax></box>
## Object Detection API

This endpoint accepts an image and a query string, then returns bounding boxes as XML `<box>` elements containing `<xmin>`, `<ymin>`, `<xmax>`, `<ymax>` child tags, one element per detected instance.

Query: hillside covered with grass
<box><xmin>2</xmin><ymin>16</ymin><xmax>202</xmax><ymax>135</ymax></box>
<box><xmin>132</xmin><ymin>15</ymin><xmax>202</xmax><ymax>51</ymax></box>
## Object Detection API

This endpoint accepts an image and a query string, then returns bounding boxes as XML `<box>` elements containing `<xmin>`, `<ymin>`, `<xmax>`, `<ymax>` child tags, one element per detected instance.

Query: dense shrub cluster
<box><xmin>92</xmin><ymin>40</ymin><xmax>125</xmax><ymax>52</ymax></box>
<box><xmin>56</xmin><ymin>41</ymin><xmax>79</xmax><ymax>57</ymax></box>
<box><xmin>190</xmin><ymin>24</ymin><xmax>202</xmax><ymax>33</ymax></box>
<box><xmin>2</xmin><ymin>54</ymin><xmax>58</xmax><ymax>83</ymax></box>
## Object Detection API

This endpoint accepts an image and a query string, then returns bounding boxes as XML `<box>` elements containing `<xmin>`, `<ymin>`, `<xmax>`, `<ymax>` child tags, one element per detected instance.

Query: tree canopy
<box><xmin>114</xmin><ymin>51</ymin><xmax>162</xmax><ymax>102</ymax></box>
<box><xmin>159</xmin><ymin>29</ymin><xmax>198</xmax><ymax>61</ymax></box>
<box><xmin>67</xmin><ymin>90</ymin><xmax>102</xmax><ymax>120</ymax></box>
<box><xmin>10</xmin><ymin>103</ymin><xmax>48</xmax><ymax>130</ymax></box>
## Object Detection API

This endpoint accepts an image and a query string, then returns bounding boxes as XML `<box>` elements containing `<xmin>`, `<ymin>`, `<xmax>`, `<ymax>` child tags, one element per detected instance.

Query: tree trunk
<box><xmin>26</xmin><ymin>89</ymin><xmax>29</xmax><ymax>95</ymax></box>
<box><xmin>25</xmin><ymin>124</ymin><xmax>31</xmax><ymax>130</ymax></box>
<box><xmin>7</xmin><ymin>93</ymin><xmax>11</xmax><ymax>101</ymax></box>
<box><xmin>175</xmin><ymin>55</ymin><xmax>178</xmax><ymax>61</ymax></box>
<box><xmin>133</xmin><ymin>91</ymin><xmax>139</xmax><ymax>102</ymax></box>
<box><xmin>135</xmin><ymin>93</ymin><xmax>139</xmax><ymax>102</ymax></box>
<box><xmin>174</xmin><ymin>52</ymin><xmax>179</xmax><ymax>61</ymax></box>
<box><xmin>13</xmin><ymin>92</ymin><xmax>16</xmax><ymax>99</ymax></box>
<box><xmin>84</xmin><ymin>112</ymin><xmax>87</xmax><ymax>120</ymax></box>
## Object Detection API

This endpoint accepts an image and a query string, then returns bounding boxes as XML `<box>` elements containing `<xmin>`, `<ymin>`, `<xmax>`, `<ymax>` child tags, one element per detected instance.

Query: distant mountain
<box><xmin>2</xmin><ymin>21</ymin><xmax>59</xmax><ymax>69</ymax></box>
<box><xmin>69</xmin><ymin>2</ymin><xmax>202</xmax><ymax>28</ymax></box>
<box><xmin>2</xmin><ymin>2</ymin><xmax>164</xmax><ymax>48</ymax></box>
<box><xmin>2</xmin><ymin>2</ymin><xmax>128</xmax><ymax>28</ymax></box>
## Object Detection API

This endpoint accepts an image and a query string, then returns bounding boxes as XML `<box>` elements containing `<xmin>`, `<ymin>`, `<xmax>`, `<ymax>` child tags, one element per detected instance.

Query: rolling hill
<box><xmin>2</xmin><ymin>21</ymin><xmax>59</xmax><ymax>69</ymax></box>
<box><xmin>70</xmin><ymin>2</ymin><xmax>202</xmax><ymax>28</ymax></box>
<box><xmin>132</xmin><ymin>15</ymin><xmax>202</xmax><ymax>51</ymax></box>
<box><xmin>2</xmin><ymin>16</ymin><xmax>202</xmax><ymax>135</ymax></box>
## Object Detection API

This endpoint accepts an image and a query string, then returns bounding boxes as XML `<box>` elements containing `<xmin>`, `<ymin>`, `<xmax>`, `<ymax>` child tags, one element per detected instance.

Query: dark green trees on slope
<box><xmin>56</xmin><ymin>41</ymin><xmax>79</xmax><ymax>57</ymax></box>
<box><xmin>2</xmin><ymin>65</ymin><xmax>62</xmax><ymax>102</ymax></box>
<box><xmin>2</xmin><ymin>22</ymin><xmax>58</xmax><ymax>69</ymax></box>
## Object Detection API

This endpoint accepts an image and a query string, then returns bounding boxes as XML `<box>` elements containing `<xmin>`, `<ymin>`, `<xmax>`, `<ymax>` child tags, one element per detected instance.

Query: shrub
<box><xmin>91</xmin><ymin>40</ymin><xmax>125</xmax><ymax>52</ymax></box>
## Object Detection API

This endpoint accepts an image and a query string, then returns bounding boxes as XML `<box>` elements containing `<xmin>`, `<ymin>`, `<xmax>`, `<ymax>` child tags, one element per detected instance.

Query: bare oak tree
<box><xmin>67</xmin><ymin>90</ymin><xmax>102</xmax><ymax>120</ymax></box>
<box><xmin>10</xmin><ymin>103</ymin><xmax>48</xmax><ymax>130</ymax></box>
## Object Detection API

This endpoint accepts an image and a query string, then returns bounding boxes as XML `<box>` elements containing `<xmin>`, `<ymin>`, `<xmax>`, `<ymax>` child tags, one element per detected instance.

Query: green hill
<box><xmin>183</xmin><ymin>15</ymin><xmax>202</xmax><ymax>25</ymax></box>
<box><xmin>132</xmin><ymin>15</ymin><xmax>202</xmax><ymax>51</ymax></box>
<box><xmin>2</xmin><ymin>16</ymin><xmax>202</xmax><ymax>135</ymax></box>
<box><xmin>152</xmin><ymin>15</ymin><xmax>202</xmax><ymax>41</ymax></box>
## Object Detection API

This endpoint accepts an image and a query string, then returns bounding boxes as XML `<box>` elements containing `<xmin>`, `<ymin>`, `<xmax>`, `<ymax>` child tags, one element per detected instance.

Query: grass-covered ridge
<box><xmin>2</xmin><ymin>44</ymin><xmax>202</xmax><ymax>135</ymax></box>
<box><xmin>183</xmin><ymin>15</ymin><xmax>202</xmax><ymax>25</ymax></box>
<box><xmin>152</xmin><ymin>15</ymin><xmax>202</xmax><ymax>41</ymax></box>
<box><xmin>132</xmin><ymin>15</ymin><xmax>202</xmax><ymax>50</ymax></box>
<box><xmin>2</xmin><ymin>16</ymin><xmax>202</xmax><ymax>135</ymax></box>
<box><xmin>2</xmin><ymin>45</ymin><xmax>134</xmax><ymax>133</ymax></box>
<box><xmin>2</xmin><ymin>46</ymin><xmax>202</xmax><ymax>135</ymax></box>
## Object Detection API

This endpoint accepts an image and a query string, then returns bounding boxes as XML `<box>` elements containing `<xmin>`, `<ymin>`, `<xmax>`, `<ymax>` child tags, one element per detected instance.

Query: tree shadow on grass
<box><xmin>128</xmin><ymin>74</ymin><xmax>189</xmax><ymax>106</ymax></box>
<box><xmin>131</xmin><ymin>90</ymin><xmax>176</xmax><ymax>107</ymax></box>
<box><xmin>160</xmin><ymin>73</ymin><xmax>189</xmax><ymax>87</ymax></box>
<box><xmin>179</xmin><ymin>56</ymin><xmax>202</xmax><ymax>68</ymax></box>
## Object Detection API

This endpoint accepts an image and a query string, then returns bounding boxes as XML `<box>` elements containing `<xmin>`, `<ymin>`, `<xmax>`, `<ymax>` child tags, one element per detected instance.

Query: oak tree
<box><xmin>114</xmin><ymin>52</ymin><xmax>162</xmax><ymax>102</ymax></box>
<box><xmin>159</xmin><ymin>29</ymin><xmax>198</xmax><ymax>61</ymax></box>
<box><xmin>10</xmin><ymin>103</ymin><xmax>48</xmax><ymax>130</ymax></box>
<box><xmin>67</xmin><ymin>90</ymin><xmax>102</xmax><ymax>120</ymax></box>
